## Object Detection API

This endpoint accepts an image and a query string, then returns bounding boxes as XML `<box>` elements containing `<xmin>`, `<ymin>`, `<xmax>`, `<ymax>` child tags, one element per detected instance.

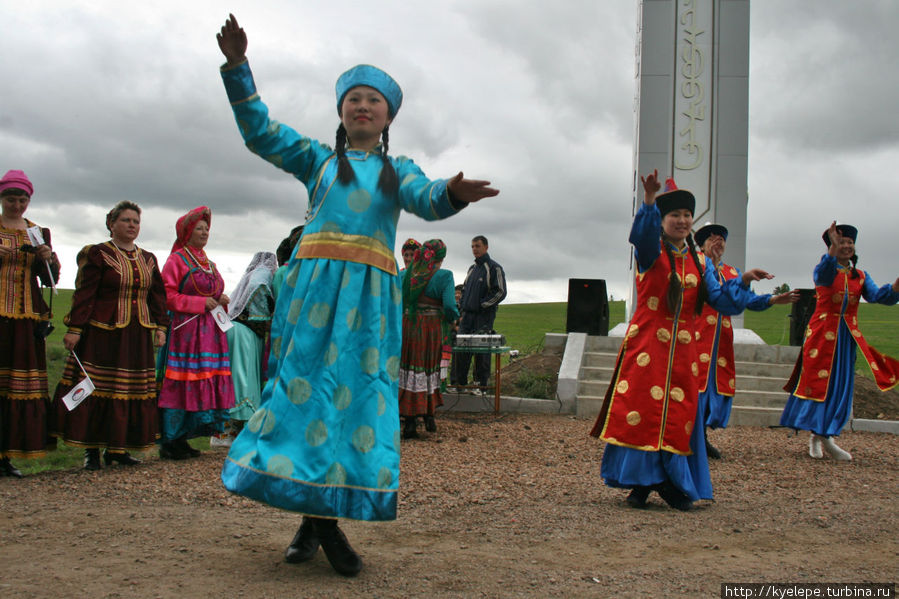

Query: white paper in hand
<box><xmin>62</xmin><ymin>377</ymin><xmax>95</xmax><ymax>411</ymax></box>
<box><xmin>210</xmin><ymin>304</ymin><xmax>233</xmax><ymax>332</ymax></box>
<box><xmin>25</xmin><ymin>225</ymin><xmax>57</xmax><ymax>294</ymax></box>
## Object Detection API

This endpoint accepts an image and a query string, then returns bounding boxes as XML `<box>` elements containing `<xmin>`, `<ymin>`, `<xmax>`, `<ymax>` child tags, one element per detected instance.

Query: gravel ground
<box><xmin>1</xmin><ymin>413</ymin><xmax>896</xmax><ymax>598</ymax></box>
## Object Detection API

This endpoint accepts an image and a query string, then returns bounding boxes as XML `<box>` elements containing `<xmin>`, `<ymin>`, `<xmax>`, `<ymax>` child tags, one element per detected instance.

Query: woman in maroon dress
<box><xmin>0</xmin><ymin>169</ymin><xmax>59</xmax><ymax>477</ymax></box>
<box><xmin>52</xmin><ymin>201</ymin><xmax>169</xmax><ymax>470</ymax></box>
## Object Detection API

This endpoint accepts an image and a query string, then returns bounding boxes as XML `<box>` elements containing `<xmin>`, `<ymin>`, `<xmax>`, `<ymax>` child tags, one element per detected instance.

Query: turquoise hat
<box><xmin>336</xmin><ymin>64</ymin><xmax>403</xmax><ymax>118</ymax></box>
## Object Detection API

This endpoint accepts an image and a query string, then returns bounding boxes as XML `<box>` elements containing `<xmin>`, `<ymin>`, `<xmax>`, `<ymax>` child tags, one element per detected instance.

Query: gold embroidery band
<box><xmin>296</xmin><ymin>232</ymin><xmax>397</xmax><ymax>275</ymax></box>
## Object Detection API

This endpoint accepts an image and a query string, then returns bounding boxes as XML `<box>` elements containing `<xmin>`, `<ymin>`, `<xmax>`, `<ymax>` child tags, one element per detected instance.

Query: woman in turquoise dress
<box><xmin>216</xmin><ymin>15</ymin><xmax>498</xmax><ymax>577</ymax></box>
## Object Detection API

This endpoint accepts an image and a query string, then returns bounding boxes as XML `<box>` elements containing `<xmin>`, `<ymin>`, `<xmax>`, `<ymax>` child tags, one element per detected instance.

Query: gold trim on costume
<box><xmin>296</xmin><ymin>231</ymin><xmax>397</xmax><ymax>275</ymax></box>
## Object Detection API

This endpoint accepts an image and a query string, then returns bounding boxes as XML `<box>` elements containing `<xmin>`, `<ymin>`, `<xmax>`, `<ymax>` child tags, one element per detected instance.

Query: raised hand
<box><xmin>825</xmin><ymin>221</ymin><xmax>842</xmax><ymax>255</ymax></box>
<box><xmin>641</xmin><ymin>169</ymin><xmax>661</xmax><ymax>204</ymax></box>
<box><xmin>217</xmin><ymin>13</ymin><xmax>248</xmax><ymax>66</ymax></box>
<box><xmin>741</xmin><ymin>268</ymin><xmax>775</xmax><ymax>285</ymax></box>
<box><xmin>447</xmin><ymin>172</ymin><xmax>500</xmax><ymax>204</ymax></box>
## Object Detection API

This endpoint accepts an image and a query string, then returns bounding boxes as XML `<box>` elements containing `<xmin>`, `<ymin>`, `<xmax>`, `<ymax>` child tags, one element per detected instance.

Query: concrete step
<box><xmin>576</xmin><ymin>368</ymin><xmax>788</xmax><ymax>393</ymax></box>
<box><xmin>577</xmin><ymin>380</ymin><xmax>610</xmax><ymax>397</ymax></box>
<box><xmin>584</xmin><ymin>336</ymin><xmax>625</xmax><ymax>352</ymax></box>
<box><xmin>576</xmin><ymin>395</ymin><xmax>603</xmax><ymax>420</ymax></box>
<box><xmin>733</xmin><ymin>374</ymin><xmax>789</xmax><ymax>392</ymax></box>
<box><xmin>581</xmin><ymin>351</ymin><xmax>618</xmax><ymax>369</ymax></box>
<box><xmin>728</xmin><ymin>405</ymin><xmax>785</xmax><ymax>427</ymax></box>
<box><xmin>735</xmin><ymin>361</ymin><xmax>794</xmax><ymax>378</ymax></box>
<box><xmin>731</xmin><ymin>389</ymin><xmax>789</xmax><ymax>409</ymax></box>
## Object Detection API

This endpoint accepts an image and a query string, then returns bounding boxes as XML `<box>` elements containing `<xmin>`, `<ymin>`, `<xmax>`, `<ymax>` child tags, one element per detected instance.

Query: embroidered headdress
<box><xmin>655</xmin><ymin>177</ymin><xmax>695</xmax><ymax>217</ymax></box>
<box><xmin>336</xmin><ymin>64</ymin><xmax>403</xmax><ymax>118</ymax></box>
<box><xmin>172</xmin><ymin>206</ymin><xmax>212</xmax><ymax>252</ymax></box>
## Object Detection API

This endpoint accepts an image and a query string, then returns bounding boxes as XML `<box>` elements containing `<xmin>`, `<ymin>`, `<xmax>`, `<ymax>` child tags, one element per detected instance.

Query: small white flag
<box><xmin>210</xmin><ymin>304</ymin><xmax>233</xmax><ymax>332</ymax></box>
<box><xmin>26</xmin><ymin>225</ymin><xmax>57</xmax><ymax>295</ymax></box>
<box><xmin>61</xmin><ymin>350</ymin><xmax>95</xmax><ymax>411</ymax></box>
<box><xmin>61</xmin><ymin>377</ymin><xmax>95</xmax><ymax>411</ymax></box>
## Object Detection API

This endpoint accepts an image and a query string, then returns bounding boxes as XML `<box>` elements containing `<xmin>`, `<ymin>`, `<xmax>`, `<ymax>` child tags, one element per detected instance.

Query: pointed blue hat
<box><xmin>336</xmin><ymin>65</ymin><xmax>403</xmax><ymax>118</ymax></box>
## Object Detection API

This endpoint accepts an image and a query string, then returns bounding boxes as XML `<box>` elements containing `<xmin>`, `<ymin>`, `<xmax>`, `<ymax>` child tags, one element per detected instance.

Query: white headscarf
<box><xmin>228</xmin><ymin>251</ymin><xmax>278</xmax><ymax>319</ymax></box>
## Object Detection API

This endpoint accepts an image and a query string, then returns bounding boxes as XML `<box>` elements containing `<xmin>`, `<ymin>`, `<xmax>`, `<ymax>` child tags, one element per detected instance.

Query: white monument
<box><xmin>618</xmin><ymin>0</ymin><xmax>757</xmax><ymax>340</ymax></box>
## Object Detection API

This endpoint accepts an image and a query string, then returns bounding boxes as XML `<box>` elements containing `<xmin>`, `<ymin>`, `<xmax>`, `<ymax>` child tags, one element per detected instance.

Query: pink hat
<box><xmin>0</xmin><ymin>170</ymin><xmax>34</xmax><ymax>196</ymax></box>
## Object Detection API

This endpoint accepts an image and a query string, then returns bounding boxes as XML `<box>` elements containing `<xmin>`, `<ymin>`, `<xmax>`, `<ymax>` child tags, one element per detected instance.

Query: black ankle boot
<box><xmin>424</xmin><ymin>415</ymin><xmax>437</xmax><ymax>433</ymax></box>
<box><xmin>626</xmin><ymin>486</ymin><xmax>650</xmax><ymax>509</ymax></box>
<box><xmin>83</xmin><ymin>448</ymin><xmax>101</xmax><ymax>471</ymax></box>
<box><xmin>104</xmin><ymin>450</ymin><xmax>141</xmax><ymax>466</ymax></box>
<box><xmin>285</xmin><ymin>517</ymin><xmax>320</xmax><ymax>563</ymax></box>
<box><xmin>176</xmin><ymin>438</ymin><xmax>200</xmax><ymax>457</ymax></box>
<box><xmin>655</xmin><ymin>481</ymin><xmax>693</xmax><ymax>511</ymax></box>
<box><xmin>159</xmin><ymin>441</ymin><xmax>189</xmax><ymax>460</ymax></box>
<box><xmin>311</xmin><ymin>518</ymin><xmax>363</xmax><ymax>577</ymax></box>
<box><xmin>402</xmin><ymin>417</ymin><xmax>418</xmax><ymax>439</ymax></box>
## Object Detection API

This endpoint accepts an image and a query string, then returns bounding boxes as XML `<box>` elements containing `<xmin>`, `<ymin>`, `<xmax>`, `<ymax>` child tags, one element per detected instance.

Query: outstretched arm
<box><xmin>447</xmin><ymin>172</ymin><xmax>499</xmax><ymax>204</ymax></box>
<box><xmin>217</xmin><ymin>14</ymin><xmax>248</xmax><ymax>66</ymax></box>
<box><xmin>741</xmin><ymin>268</ymin><xmax>775</xmax><ymax>286</ymax></box>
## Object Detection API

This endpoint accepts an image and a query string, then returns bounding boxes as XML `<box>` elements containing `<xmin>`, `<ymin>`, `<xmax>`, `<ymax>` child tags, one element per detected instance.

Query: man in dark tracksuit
<box><xmin>452</xmin><ymin>235</ymin><xmax>507</xmax><ymax>391</ymax></box>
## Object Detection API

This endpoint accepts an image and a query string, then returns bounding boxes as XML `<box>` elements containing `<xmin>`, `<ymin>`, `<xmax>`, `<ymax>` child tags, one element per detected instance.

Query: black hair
<box><xmin>106</xmin><ymin>201</ymin><xmax>141</xmax><ymax>233</ymax></box>
<box><xmin>0</xmin><ymin>188</ymin><xmax>29</xmax><ymax>198</ymax></box>
<box><xmin>334</xmin><ymin>123</ymin><xmax>398</xmax><ymax>195</ymax></box>
<box><xmin>276</xmin><ymin>225</ymin><xmax>305</xmax><ymax>265</ymax></box>
<box><xmin>662</xmin><ymin>232</ymin><xmax>707</xmax><ymax>316</ymax></box>
<box><xmin>472</xmin><ymin>235</ymin><xmax>488</xmax><ymax>246</ymax></box>
<box><xmin>849</xmin><ymin>253</ymin><xmax>860</xmax><ymax>279</ymax></box>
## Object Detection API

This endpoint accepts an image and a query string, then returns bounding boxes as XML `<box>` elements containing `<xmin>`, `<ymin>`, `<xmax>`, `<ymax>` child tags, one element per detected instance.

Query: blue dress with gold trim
<box><xmin>219</xmin><ymin>61</ymin><xmax>464</xmax><ymax>521</ymax></box>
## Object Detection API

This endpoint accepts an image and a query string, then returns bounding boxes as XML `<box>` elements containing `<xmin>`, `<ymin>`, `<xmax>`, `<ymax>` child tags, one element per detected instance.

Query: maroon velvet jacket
<box><xmin>65</xmin><ymin>242</ymin><xmax>169</xmax><ymax>334</ymax></box>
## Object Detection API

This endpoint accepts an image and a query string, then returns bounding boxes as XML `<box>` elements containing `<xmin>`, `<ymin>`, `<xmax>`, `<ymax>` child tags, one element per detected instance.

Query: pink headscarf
<box><xmin>172</xmin><ymin>206</ymin><xmax>212</xmax><ymax>252</ymax></box>
<box><xmin>0</xmin><ymin>170</ymin><xmax>34</xmax><ymax>196</ymax></box>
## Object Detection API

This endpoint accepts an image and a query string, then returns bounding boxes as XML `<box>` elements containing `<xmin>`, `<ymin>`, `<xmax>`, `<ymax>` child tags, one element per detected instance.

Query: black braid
<box><xmin>377</xmin><ymin>126</ymin><xmax>398</xmax><ymax>195</ymax></box>
<box><xmin>663</xmin><ymin>240</ymin><xmax>682</xmax><ymax>315</ymax></box>
<box><xmin>850</xmin><ymin>254</ymin><xmax>860</xmax><ymax>279</ymax></box>
<box><xmin>686</xmin><ymin>232</ymin><xmax>708</xmax><ymax>315</ymax></box>
<box><xmin>335</xmin><ymin>123</ymin><xmax>355</xmax><ymax>185</ymax></box>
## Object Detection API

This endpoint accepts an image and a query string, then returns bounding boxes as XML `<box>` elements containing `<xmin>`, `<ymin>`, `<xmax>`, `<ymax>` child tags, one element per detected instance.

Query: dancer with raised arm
<box><xmin>216</xmin><ymin>14</ymin><xmax>498</xmax><ymax>576</ymax></box>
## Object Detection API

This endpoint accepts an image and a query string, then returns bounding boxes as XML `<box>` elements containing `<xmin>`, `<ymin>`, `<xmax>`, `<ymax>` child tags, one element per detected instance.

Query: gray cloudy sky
<box><xmin>2</xmin><ymin>1</ymin><xmax>897</xmax><ymax>303</ymax></box>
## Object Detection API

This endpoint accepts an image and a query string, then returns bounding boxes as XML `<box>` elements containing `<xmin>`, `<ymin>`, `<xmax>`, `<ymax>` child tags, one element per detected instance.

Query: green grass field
<box><xmin>21</xmin><ymin>292</ymin><xmax>898</xmax><ymax>474</ymax></box>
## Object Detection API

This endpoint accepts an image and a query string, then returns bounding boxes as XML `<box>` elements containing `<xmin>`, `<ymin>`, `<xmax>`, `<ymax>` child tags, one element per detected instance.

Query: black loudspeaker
<box><xmin>566</xmin><ymin>278</ymin><xmax>610</xmax><ymax>336</ymax></box>
<box><xmin>789</xmin><ymin>288</ymin><xmax>817</xmax><ymax>346</ymax></box>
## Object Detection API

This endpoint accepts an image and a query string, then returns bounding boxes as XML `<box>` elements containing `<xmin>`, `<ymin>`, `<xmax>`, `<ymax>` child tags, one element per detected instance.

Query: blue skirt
<box><xmin>701</xmin><ymin>332</ymin><xmax>732</xmax><ymax>429</ymax></box>
<box><xmin>221</xmin><ymin>257</ymin><xmax>402</xmax><ymax>521</ymax></box>
<box><xmin>780</xmin><ymin>320</ymin><xmax>856</xmax><ymax>437</ymax></box>
<box><xmin>601</xmin><ymin>396</ymin><xmax>713</xmax><ymax>502</ymax></box>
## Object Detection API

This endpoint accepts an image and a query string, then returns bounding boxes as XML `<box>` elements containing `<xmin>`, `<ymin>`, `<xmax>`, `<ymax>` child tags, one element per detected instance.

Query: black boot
<box><xmin>83</xmin><ymin>448</ymin><xmax>101</xmax><ymax>471</ymax></box>
<box><xmin>655</xmin><ymin>481</ymin><xmax>693</xmax><ymax>511</ymax></box>
<box><xmin>402</xmin><ymin>417</ymin><xmax>418</xmax><ymax>440</ymax></box>
<box><xmin>159</xmin><ymin>441</ymin><xmax>189</xmax><ymax>460</ymax></box>
<box><xmin>104</xmin><ymin>450</ymin><xmax>141</xmax><ymax>466</ymax></box>
<box><xmin>704</xmin><ymin>427</ymin><xmax>722</xmax><ymax>460</ymax></box>
<box><xmin>424</xmin><ymin>415</ymin><xmax>437</xmax><ymax>433</ymax></box>
<box><xmin>311</xmin><ymin>518</ymin><xmax>363</xmax><ymax>577</ymax></box>
<box><xmin>285</xmin><ymin>517</ymin><xmax>320</xmax><ymax>563</ymax></box>
<box><xmin>626</xmin><ymin>486</ymin><xmax>650</xmax><ymax>509</ymax></box>
<box><xmin>176</xmin><ymin>438</ymin><xmax>200</xmax><ymax>458</ymax></box>
<box><xmin>0</xmin><ymin>457</ymin><xmax>23</xmax><ymax>478</ymax></box>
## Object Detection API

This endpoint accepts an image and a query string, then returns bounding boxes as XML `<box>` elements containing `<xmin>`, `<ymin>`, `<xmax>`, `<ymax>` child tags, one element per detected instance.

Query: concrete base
<box><xmin>437</xmin><ymin>393</ymin><xmax>574</xmax><ymax>415</ymax></box>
